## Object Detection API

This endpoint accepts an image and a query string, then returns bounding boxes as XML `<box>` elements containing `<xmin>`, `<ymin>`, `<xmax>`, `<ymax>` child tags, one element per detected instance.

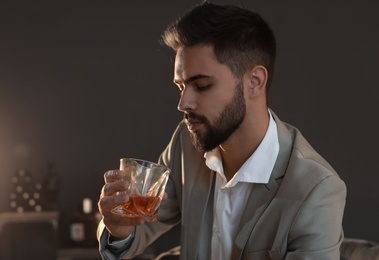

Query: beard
<box><xmin>186</xmin><ymin>82</ymin><xmax>246</xmax><ymax>152</ymax></box>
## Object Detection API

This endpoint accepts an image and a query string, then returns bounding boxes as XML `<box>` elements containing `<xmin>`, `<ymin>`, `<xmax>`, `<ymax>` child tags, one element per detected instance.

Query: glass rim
<box><xmin>120</xmin><ymin>158</ymin><xmax>171</xmax><ymax>172</ymax></box>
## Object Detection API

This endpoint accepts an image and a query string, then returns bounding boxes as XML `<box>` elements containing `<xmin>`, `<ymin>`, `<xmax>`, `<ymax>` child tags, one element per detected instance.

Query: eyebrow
<box><xmin>173</xmin><ymin>74</ymin><xmax>212</xmax><ymax>85</ymax></box>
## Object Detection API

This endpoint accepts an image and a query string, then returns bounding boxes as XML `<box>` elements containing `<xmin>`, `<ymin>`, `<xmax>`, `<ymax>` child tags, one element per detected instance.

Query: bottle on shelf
<box><xmin>70</xmin><ymin>205</ymin><xmax>85</xmax><ymax>246</ymax></box>
<box><xmin>69</xmin><ymin>198</ymin><xmax>98</xmax><ymax>247</ymax></box>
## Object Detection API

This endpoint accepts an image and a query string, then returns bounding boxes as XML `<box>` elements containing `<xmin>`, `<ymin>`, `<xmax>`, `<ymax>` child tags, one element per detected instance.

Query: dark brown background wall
<box><xmin>1</xmin><ymin>0</ymin><xmax>378</xmax><ymax>249</ymax></box>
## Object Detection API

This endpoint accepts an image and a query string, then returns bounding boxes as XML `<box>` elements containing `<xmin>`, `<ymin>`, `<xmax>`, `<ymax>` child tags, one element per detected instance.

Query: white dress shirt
<box><xmin>204</xmin><ymin>112</ymin><xmax>279</xmax><ymax>260</ymax></box>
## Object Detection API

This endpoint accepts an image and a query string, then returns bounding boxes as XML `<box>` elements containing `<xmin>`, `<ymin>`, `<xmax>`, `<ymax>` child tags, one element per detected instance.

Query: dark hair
<box><xmin>162</xmin><ymin>1</ymin><xmax>277</xmax><ymax>89</ymax></box>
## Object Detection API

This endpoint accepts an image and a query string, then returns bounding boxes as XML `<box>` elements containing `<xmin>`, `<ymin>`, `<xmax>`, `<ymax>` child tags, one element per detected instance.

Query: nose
<box><xmin>177</xmin><ymin>87</ymin><xmax>197</xmax><ymax>112</ymax></box>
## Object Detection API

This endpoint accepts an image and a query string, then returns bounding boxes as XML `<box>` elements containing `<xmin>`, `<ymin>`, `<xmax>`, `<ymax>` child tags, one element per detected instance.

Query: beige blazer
<box><xmin>98</xmin><ymin>112</ymin><xmax>346</xmax><ymax>260</ymax></box>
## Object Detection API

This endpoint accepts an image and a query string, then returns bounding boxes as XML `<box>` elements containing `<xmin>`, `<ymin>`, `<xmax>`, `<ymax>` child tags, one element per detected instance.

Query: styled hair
<box><xmin>162</xmin><ymin>1</ymin><xmax>277</xmax><ymax>89</ymax></box>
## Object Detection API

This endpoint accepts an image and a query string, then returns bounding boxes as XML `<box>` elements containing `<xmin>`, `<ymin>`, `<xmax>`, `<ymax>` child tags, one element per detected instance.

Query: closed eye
<box><xmin>173</xmin><ymin>74</ymin><xmax>213</xmax><ymax>92</ymax></box>
<box><xmin>195</xmin><ymin>84</ymin><xmax>211</xmax><ymax>91</ymax></box>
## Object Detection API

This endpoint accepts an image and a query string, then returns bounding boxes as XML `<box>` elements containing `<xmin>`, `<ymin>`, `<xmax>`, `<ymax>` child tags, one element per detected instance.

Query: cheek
<box><xmin>201</xmin><ymin>95</ymin><xmax>227</xmax><ymax>121</ymax></box>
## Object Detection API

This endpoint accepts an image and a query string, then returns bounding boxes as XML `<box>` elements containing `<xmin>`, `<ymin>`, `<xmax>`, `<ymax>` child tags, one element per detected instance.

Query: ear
<box><xmin>245</xmin><ymin>65</ymin><xmax>268</xmax><ymax>98</ymax></box>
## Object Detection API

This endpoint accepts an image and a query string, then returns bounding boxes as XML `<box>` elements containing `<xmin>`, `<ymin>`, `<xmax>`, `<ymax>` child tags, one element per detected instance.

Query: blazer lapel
<box><xmin>231</xmin><ymin>111</ymin><xmax>294</xmax><ymax>259</ymax></box>
<box><xmin>232</xmin><ymin>177</ymin><xmax>280</xmax><ymax>259</ymax></box>
<box><xmin>186</xmin><ymin>162</ymin><xmax>214</xmax><ymax>259</ymax></box>
<box><xmin>180</xmin><ymin>131</ymin><xmax>215</xmax><ymax>259</ymax></box>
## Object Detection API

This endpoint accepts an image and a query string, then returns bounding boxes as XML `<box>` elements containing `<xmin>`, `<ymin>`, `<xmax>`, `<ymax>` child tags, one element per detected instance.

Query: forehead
<box><xmin>174</xmin><ymin>45</ymin><xmax>228</xmax><ymax>81</ymax></box>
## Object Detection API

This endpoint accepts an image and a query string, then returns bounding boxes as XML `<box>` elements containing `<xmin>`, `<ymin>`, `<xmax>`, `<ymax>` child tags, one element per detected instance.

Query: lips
<box><xmin>185</xmin><ymin>119</ymin><xmax>203</xmax><ymax>131</ymax></box>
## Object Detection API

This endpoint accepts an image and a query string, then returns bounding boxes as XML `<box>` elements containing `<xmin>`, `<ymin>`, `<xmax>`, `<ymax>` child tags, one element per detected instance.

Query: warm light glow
<box><xmin>13</xmin><ymin>143</ymin><xmax>32</xmax><ymax>159</ymax></box>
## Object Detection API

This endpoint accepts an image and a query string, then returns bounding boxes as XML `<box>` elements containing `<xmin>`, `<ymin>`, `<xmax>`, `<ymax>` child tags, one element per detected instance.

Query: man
<box><xmin>98</xmin><ymin>2</ymin><xmax>346</xmax><ymax>259</ymax></box>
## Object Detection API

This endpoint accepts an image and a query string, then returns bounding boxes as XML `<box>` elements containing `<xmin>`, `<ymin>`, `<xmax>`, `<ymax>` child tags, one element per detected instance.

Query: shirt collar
<box><xmin>204</xmin><ymin>111</ymin><xmax>279</xmax><ymax>186</ymax></box>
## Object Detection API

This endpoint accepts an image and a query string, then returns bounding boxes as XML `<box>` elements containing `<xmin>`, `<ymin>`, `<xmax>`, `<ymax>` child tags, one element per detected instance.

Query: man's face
<box><xmin>174</xmin><ymin>45</ymin><xmax>246</xmax><ymax>152</ymax></box>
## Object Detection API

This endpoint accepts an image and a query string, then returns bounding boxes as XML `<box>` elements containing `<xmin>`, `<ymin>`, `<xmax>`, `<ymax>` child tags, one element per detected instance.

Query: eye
<box><xmin>195</xmin><ymin>84</ymin><xmax>211</xmax><ymax>91</ymax></box>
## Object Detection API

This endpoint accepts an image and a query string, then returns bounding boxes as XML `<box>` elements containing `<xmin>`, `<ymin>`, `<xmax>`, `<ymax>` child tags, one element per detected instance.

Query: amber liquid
<box><xmin>122</xmin><ymin>194</ymin><xmax>162</xmax><ymax>221</ymax></box>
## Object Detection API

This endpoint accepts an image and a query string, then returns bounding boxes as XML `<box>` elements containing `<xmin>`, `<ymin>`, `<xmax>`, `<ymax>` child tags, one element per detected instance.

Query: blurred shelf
<box><xmin>0</xmin><ymin>211</ymin><xmax>59</xmax><ymax>232</ymax></box>
<box><xmin>57</xmin><ymin>247</ymin><xmax>101</xmax><ymax>260</ymax></box>
<box><xmin>0</xmin><ymin>211</ymin><xmax>60</xmax><ymax>260</ymax></box>
<box><xmin>57</xmin><ymin>246</ymin><xmax>156</xmax><ymax>260</ymax></box>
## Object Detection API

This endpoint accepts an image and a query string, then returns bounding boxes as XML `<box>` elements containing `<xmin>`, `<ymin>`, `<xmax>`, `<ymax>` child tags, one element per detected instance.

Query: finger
<box><xmin>98</xmin><ymin>192</ymin><xmax>129</xmax><ymax>213</ymax></box>
<box><xmin>99</xmin><ymin>197</ymin><xmax>145</xmax><ymax>227</ymax></box>
<box><xmin>101</xmin><ymin>181</ymin><xmax>130</xmax><ymax>196</ymax></box>
<box><xmin>104</xmin><ymin>170</ymin><xmax>126</xmax><ymax>183</ymax></box>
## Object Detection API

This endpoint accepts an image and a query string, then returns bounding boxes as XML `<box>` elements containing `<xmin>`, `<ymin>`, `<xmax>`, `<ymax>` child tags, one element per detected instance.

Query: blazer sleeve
<box><xmin>285</xmin><ymin>174</ymin><xmax>347</xmax><ymax>259</ymax></box>
<box><xmin>98</xmin><ymin>123</ymin><xmax>184</xmax><ymax>259</ymax></box>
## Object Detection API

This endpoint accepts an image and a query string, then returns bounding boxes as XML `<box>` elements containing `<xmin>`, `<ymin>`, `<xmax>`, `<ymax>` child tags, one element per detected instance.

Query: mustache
<box><xmin>184</xmin><ymin>112</ymin><xmax>208</xmax><ymax>122</ymax></box>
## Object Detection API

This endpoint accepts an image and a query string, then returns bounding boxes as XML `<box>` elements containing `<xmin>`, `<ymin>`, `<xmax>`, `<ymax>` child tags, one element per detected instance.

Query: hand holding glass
<box><xmin>111</xmin><ymin>158</ymin><xmax>170</xmax><ymax>222</ymax></box>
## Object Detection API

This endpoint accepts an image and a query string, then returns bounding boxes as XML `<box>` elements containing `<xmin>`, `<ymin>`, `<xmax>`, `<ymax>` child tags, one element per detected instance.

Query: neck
<box><xmin>219</xmin><ymin>109</ymin><xmax>270</xmax><ymax>181</ymax></box>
